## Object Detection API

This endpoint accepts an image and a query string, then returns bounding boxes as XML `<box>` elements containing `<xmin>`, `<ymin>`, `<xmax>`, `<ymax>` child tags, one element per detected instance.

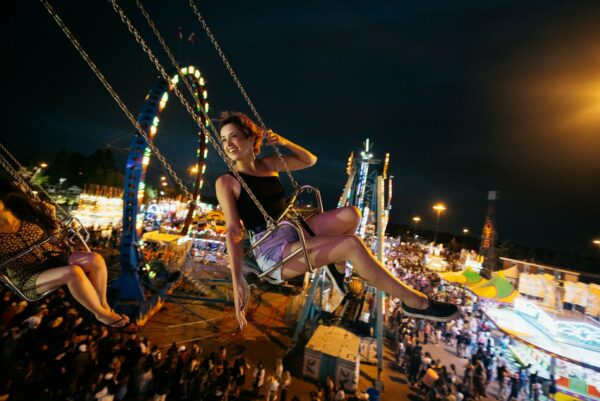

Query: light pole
<box><xmin>412</xmin><ymin>216</ymin><xmax>421</xmax><ymax>238</ymax></box>
<box><xmin>463</xmin><ymin>228</ymin><xmax>469</xmax><ymax>235</ymax></box>
<box><xmin>432</xmin><ymin>203</ymin><xmax>446</xmax><ymax>243</ymax></box>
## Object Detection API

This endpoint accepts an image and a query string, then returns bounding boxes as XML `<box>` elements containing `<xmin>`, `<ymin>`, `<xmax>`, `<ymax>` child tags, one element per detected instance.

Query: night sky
<box><xmin>3</xmin><ymin>1</ymin><xmax>600</xmax><ymax>255</ymax></box>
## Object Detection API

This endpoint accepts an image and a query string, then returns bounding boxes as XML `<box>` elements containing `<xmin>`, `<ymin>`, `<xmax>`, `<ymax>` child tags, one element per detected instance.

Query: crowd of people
<box><xmin>386</xmin><ymin>243</ymin><xmax>557</xmax><ymax>401</ymax></box>
<box><xmin>1</xmin><ymin>229</ymin><xmax>561</xmax><ymax>401</ymax></box>
<box><xmin>0</xmin><ymin>284</ymin><xmax>307</xmax><ymax>401</ymax></box>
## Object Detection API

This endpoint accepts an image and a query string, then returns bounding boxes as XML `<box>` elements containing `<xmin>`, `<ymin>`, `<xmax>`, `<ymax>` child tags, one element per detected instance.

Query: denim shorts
<box><xmin>249</xmin><ymin>225</ymin><xmax>300</xmax><ymax>284</ymax></box>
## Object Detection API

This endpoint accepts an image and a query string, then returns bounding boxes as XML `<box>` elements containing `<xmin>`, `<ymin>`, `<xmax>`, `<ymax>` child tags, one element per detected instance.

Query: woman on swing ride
<box><xmin>215</xmin><ymin>112</ymin><xmax>459</xmax><ymax>330</ymax></box>
<box><xmin>0</xmin><ymin>179</ymin><xmax>129</xmax><ymax>328</ymax></box>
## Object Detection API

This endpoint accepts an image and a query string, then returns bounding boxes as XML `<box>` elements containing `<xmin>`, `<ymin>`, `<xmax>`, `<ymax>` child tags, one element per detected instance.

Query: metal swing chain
<box><xmin>131</xmin><ymin>0</ymin><xmax>277</xmax><ymax>226</ymax></box>
<box><xmin>0</xmin><ymin>141</ymin><xmax>70</xmax><ymax>219</ymax></box>
<box><xmin>133</xmin><ymin>0</ymin><xmax>210</xmax><ymax>147</ymax></box>
<box><xmin>0</xmin><ymin>144</ymin><xmax>29</xmax><ymax>191</ymax></box>
<box><xmin>186</xmin><ymin>0</ymin><xmax>300</xmax><ymax>190</ymax></box>
<box><xmin>40</xmin><ymin>0</ymin><xmax>194</xmax><ymax>203</ymax></box>
<box><xmin>109</xmin><ymin>0</ymin><xmax>275</xmax><ymax>225</ymax></box>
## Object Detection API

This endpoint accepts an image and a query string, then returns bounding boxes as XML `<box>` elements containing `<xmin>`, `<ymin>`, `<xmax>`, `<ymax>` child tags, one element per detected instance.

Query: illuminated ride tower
<box><xmin>337</xmin><ymin>139</ymin><xmax>392</xmax><ymax>387</ymax></box>
<box><xmin>338</xmin><ymin>139</ymin><xmax>392</xmax><ymax>248</ymax></box>
<box><xmin>113</xmin><ymin>66</ymin><xmax>210</xmax><ymax>301</ymax></box>
<box><xmin>479</xmin><ymin>191</ymin><xmax>499</xmax><ymax>279</ymax></box>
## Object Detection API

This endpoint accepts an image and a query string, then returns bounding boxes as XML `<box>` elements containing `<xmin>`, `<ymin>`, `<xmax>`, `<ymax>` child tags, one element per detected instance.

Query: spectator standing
<box><xmin>252</xmin><ymin>361</ymin><xmax>266</xmax><ymax>397</ymax></box>
<box><xmin>280</xmin><ymin>370</ymin><xmax>292</xmax><ymax>401</ymax></box>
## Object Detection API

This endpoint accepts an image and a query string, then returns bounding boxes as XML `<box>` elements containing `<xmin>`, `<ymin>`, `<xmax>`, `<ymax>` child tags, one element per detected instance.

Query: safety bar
<box><xmin>243</xmin><ymin>185</ymin><xmax>325</xmax><ymax>281</ymax></box>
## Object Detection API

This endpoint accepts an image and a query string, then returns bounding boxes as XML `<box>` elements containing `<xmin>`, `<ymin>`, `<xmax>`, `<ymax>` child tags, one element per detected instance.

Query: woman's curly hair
<box><xmin>0</xmin><ymin>179</ymin><xmax>58</xmax><ymax>234</ymax></box>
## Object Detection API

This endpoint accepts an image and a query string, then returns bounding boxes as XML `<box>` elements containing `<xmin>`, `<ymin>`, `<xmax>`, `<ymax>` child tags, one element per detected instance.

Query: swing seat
<box><xmin>242</xmin><ymin>184</ymin><xmax>324</xmax><ymax>283</ymax></box>
<box><xmin>0</xmin><ymin>217</ymin><xmax>90</xmax><ymax>302</ymax></box>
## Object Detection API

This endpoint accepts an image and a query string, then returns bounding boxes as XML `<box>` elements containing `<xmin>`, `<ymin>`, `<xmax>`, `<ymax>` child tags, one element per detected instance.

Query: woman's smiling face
<box><xmin>220</xmin><ymin>123</ymin><xmax>255</xmax><ymax>161</ymax></box>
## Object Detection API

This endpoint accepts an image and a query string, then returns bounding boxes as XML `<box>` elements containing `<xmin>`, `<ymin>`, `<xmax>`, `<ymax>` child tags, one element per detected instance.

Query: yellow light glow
<box><xmin>594</xmin><ymin>239</ymin><xmax>600</xmax><ymax>245</ymax></box>
<box><xmin>40</xmin><ymin>162</ymin><xmax>48</xmax><ymax>168</ymax></box>
<box><xmin>181</xmin><ymin>67</ymin><xmax>188</xmax><ymax>75</ymax></box>
<box><xmin>194</xmin><ymin>70</ymin><xmax>200</xmax><ymax>79</ymax></box>
<box><xmin>433</xmin><ymin>203</ymin><xmax>447</xmax><ymax>213</ymax></box>
<box><xmin>463</xmin><ymin>228</ymin><xmax>470</xmax><ymax>234</ymax></box>
<box><xmin>412</xmin><ymin>216</ymin><xmax>421</xmax><ymax>223</ymax></box>
<box><xmin>171</xmin><ymin>75</ymin><xmax>179</xmax><ymax>84</ymax></box>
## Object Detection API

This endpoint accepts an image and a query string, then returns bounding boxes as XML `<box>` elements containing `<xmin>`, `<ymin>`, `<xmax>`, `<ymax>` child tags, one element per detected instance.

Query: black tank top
<box><xmin>226</xmin><ymin>171</ymin><xmax>287</xmax><ymax>230</ymax></box>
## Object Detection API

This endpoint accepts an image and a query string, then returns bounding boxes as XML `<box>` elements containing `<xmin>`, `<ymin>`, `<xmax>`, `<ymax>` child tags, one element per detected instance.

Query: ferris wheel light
<box><xmin>203</xmin><ymin>149</ymin><xmax>208</xmax><ymax>157</ymax></box>
<box><xmin>202</xmin><ymin>90</ymin><xmax>208</xmax><ymax>99</ymax></box>
<box><xmin>171</xmin><ymin>75</ymin><xmax>179</xmax><ymax>84</ymax></box>
<box><xmin>194</xmin><ymin>70</ymin><xmax>201</xmax><ymax>79</ymax></box>
<box><xmin>199</xmin><ymin>77</ymin><xmax>205</xmax><ymax>86</ymax></box>
<box><xmin>205</xmin><ymin>103</ymin><xmax>209</xmax><ymax>112</ymax></box>
<box><xmin>181</xmin><ymin>67</ymin><xmax>188</xmax><ymax>75</ymax></box>
<box><xmin>188</xmin><ymin>66</ymin><xmax>195</xmax><ymax>74</ymax></box>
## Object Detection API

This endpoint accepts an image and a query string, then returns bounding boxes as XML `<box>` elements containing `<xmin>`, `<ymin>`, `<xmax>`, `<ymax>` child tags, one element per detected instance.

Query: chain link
<box><xmin>186</xmin><ymin>0</ymin><xmax>300</xmax><ymax>190</ymax></box>
<box><xmin>0</xmin><ymin>141</ymin><xmax>71</xmax><ymax>220</ymax></box>
<box><xmin>40</xmin><ymin>0</ymin><xmax>193</xmax><ymax>202</ymax></box>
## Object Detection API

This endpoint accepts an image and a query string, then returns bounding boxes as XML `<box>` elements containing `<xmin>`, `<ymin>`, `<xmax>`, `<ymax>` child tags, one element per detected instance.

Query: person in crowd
<box><xmin>280</xmin><ymin>370</ymin><xmax>292</xmax><ymax>401</ymax></box>
<box><xmin>0</xmin><ymin>180</ymin><xmax>128</xmax><ymax>327</ymax></box>
<box><xmin>252</xmin><ymin>361</ymin><xmax>266</xmax><ymax>397</ymax></box>
<box><xmin>215</xmin><ymin>112</ymin><xmax>459</xmax><ymax>329</ymax></box>
<box><xmin>548</xmin><ymin>374</ymin><xmax>557</xmax><ymax>400</ymax></box>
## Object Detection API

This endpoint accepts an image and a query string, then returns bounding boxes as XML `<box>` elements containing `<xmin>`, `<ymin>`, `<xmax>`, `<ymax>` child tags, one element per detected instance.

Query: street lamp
<box><xmin>40</xmin><ymin>162</ymin><xmax>48</xmax><ymax>169</ymax></box>
<box><xmin>432</xmin><ymin>203</ymin><xmax>447</xmax><ymax>243</ymax></box>
<box><xmin>463</xmin><ymin>228</ymin><xmax>469</xmax><ymax>235</ymax></box>
<box><xmin>412</xmin><ymin>216</ymin><xmax>421</xmax><ymax>239</ymax></box>
<box><xmin>593</xmin><ymin>239</ymin><xmax>600</xmax><ymax>248</ymax></box>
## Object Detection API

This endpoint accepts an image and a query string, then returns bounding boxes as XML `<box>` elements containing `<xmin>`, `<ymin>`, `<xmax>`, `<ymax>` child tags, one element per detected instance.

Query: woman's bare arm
<box><xmin>215</xmin><ymin>174</ymin><xmax>248</xmax><ymax>329</ymax></box>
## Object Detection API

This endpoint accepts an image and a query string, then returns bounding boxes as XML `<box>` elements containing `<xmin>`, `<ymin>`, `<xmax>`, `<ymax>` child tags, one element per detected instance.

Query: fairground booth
<box><xmin>440</xmin><ymin>257</ymin><xmax>600</xmax><ymax>401</ymax></box>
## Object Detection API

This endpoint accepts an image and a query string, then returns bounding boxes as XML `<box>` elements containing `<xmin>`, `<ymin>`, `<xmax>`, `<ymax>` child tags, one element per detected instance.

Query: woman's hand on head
<box><xmin>263</xmin><ymin>130</ymin><xmax>288</xmax><ymax>147</ymax></box>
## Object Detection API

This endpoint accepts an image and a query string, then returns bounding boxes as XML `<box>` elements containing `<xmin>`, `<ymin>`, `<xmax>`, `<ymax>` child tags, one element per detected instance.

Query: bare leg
<box><xmin>69</xmin><ymin>252</ymin><xmax>109</xmax><ymax>309</ymax></box>
<box><xmin>35</xmin><ymin>265</ymin><xmax>128</xmax><ymax>326</ymax></box>
<box><xmin>280</xmin><ymin>234</ymin><xmax>428</xmax><ymax>308</ymax></box>
<box><xmin>304</xmin><ymin>206</ymin><xmax>361</xmax><ymax>236</ymax></box>
<box><xmin>303</xmin><ymin>206</ymin><xmax>361</xmax><ymax>272</ymax></box>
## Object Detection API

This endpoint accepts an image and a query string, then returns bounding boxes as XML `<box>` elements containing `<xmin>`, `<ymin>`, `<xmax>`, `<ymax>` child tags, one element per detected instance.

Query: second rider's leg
<box><xmin>35</xmin><ymin>264</ymin><xmax>127</xmax><ymax>326</ymax></box>
<box><xmin>69</xmin><ymin>252</ymin><xmax>110</xmax><ymax>309</ymax></box>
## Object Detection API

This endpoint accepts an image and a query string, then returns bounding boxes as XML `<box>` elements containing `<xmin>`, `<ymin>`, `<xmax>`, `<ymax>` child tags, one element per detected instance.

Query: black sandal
<box><xmin>101</xmin><ymin>314</ymin><xmax>129</xmax><ymax>328</ymax></box>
